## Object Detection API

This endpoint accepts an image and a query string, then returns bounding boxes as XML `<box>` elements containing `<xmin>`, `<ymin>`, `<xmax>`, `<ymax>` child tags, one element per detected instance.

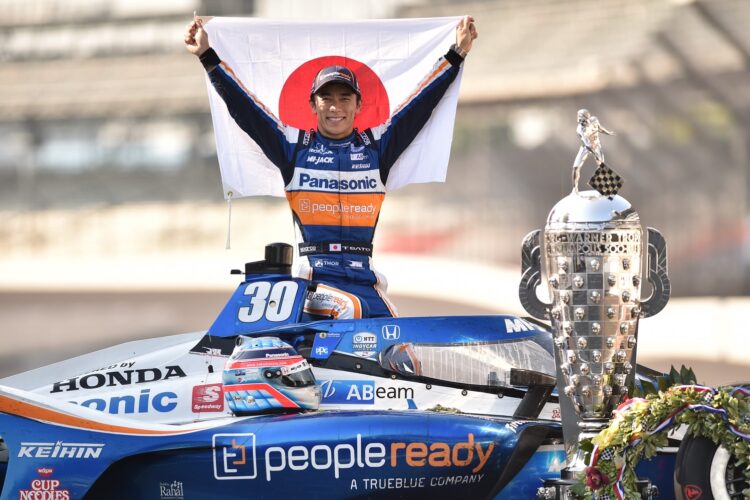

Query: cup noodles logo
<box><xmin>20</xmin><ymin>479</ymin><xmax>70</xmax><ymax>500</ymax></box>
<box><xmin>192</xmin><ymin>384</ymin><xmax>224</xmax><ymax>413</ymax></box>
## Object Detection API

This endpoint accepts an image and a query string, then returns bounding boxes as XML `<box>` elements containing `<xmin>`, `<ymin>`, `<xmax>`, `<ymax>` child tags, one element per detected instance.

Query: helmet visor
<box><xmin>281</xmin><ymin>369</ymin><xmax>317</xmax><ymax>388</ymax></box>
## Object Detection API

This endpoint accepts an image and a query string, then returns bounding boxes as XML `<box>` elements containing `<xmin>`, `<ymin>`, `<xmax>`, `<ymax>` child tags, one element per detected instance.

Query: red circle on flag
<box><xmin>279</xmin><ymin>56</ymin><xmax>390</xmax><ymax>132</ymax></box>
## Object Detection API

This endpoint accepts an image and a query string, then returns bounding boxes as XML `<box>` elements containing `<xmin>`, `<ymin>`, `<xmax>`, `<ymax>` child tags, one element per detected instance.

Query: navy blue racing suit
<box><xmin>200</xmin><ymin>46</ymin><xmax>464</xmax><ymax>318</ymax></box>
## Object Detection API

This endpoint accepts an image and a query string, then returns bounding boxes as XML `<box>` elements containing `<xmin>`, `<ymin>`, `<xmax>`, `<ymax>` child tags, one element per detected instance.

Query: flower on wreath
<box><xmin>584</xmin><ymin>466</ymin><xmax>610</xmax><ymax>490</ymax></box>
<box><xmin>577</xmin><ymin>381</ymin><xmax>750</xmax><ymax>499</ymax></box>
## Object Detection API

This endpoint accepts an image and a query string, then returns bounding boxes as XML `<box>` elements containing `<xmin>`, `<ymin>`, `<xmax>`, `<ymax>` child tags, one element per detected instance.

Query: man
<box><xmin>571</xmin><ymin>108</ymin><xmax>614</xmax><ymax>194</ymax></box>
<box><xmin>185</xmin><ymin>16</ymin><xmax>478</xmax><ymax>319</ymax></box>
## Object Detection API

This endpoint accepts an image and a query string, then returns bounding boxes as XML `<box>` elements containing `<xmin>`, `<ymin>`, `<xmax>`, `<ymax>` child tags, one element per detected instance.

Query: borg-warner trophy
<box><xmin>519</xmin><ymin>110</ymin><xmax>671</xmax><ymax>498</ymax></box>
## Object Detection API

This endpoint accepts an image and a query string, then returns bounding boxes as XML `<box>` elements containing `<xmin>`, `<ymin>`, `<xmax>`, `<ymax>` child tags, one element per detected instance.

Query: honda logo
<box><xmin>381</xmin><ymin>325</ymin><xmax>400</xmax><ymax>340</ymax></box>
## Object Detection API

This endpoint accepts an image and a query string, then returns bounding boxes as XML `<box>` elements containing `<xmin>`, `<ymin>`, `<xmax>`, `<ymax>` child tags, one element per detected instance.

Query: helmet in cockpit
<box><xmin>222</xmin><ymin>336</ymin><xmax>321</xmax><ymax>415</ymax></box>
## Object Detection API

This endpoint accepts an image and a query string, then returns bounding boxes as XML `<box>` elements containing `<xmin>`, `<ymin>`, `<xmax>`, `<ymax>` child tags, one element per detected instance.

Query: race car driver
<box><xmin>184</xmin><ymin>16</ymin><xmax>478</xmax><ymax>319</ymax></box>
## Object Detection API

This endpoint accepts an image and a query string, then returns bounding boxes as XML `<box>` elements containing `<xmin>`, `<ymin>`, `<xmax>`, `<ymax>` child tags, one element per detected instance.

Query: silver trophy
<box><xmin>520</xmin><ymin>110</ymin><xmax>670</xmax><ymax>497</ymax></box>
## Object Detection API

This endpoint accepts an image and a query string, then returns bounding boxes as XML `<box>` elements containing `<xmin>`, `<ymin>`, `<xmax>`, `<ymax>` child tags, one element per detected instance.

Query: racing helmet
<box><xmin>223</xmin><ymin>336</ymin><xmax>321</xmax><ymax>415</ymax></box>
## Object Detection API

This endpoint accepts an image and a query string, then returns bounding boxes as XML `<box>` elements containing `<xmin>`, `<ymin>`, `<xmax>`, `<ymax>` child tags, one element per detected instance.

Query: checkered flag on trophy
<box><xmin>588</xmin><ymin>163</ymin><xmax>623</xmax><ymax>199</ymax></box>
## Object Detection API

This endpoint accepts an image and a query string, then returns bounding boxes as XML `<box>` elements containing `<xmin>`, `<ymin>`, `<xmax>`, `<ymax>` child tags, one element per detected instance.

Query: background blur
<box><xmin>1</xmin><ymin>0</ymin><xmax>749</xmax><ymax>384</ymax></box>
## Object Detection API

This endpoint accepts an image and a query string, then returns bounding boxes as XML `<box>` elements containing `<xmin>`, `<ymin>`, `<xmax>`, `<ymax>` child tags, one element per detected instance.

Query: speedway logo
<box><xmin>320</xmin><ymin>380</ymin><xmax>414</xmax><ymax>404</ymax></box>
<box><xmin>213</xmin><ymin>433</ymin><xmax>493</xmax><ymax>482</ymax></box>
<box><xmin>192</xmin><ymin>383</ymin><xmax>224</xmax><ymax>413</ymax></box>
<box><xmin>18</xmin><ymin>441</ymin><xmax>104</xmax><ymax>459</ymax></box>
<box><xmin>50</xmin><ymin>365</ymin><xmax>186</xmax><ymax>393</ymax></box>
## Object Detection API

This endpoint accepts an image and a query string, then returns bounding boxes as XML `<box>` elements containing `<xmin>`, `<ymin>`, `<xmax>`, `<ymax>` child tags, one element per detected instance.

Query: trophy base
<box><xmin>536</xmin><ymin>478</ymin><xmax>659</xmax><ymax>499</ymax></box>
<box><xmin>535</xmin><ymin>420</ymin><xmax>663</xmax><ymax>499</ymax></box>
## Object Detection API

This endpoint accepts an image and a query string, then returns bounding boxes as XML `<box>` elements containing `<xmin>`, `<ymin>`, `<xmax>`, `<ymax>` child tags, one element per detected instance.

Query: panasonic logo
<box><xmin>299</xmin><ymin>173</ymin><xmax>377</xmax><ymax>191</ymax></box>
<box><xmin>18</xmin><ymin>442</ymin><xmax>104</xmax><ymax>459</ymax></box>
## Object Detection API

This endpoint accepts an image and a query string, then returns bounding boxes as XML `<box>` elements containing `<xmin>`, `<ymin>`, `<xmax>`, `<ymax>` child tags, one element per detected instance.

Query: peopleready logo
<box><xmin>299</xmin><ymin>200</ymin><xmax>376</xmax><ymax>216</ymax></box>
<box><xmin>213</xmin><ymin>433</ymin><xmax>494</xmax><ymax>482</ymax></box>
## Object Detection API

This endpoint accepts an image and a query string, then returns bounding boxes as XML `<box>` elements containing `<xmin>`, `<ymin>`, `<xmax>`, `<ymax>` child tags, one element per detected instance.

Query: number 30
<box><xmin>238</xmin><ymin>281</ymin><xmax>299</xmax><ymax>323</ymax></box>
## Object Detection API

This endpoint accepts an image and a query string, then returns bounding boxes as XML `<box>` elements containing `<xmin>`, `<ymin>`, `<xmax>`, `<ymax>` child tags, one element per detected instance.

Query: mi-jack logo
<box><xmin>213</xmin><ymin>433</ymin><xmax>257</xmax><ymax>480</ymax></box>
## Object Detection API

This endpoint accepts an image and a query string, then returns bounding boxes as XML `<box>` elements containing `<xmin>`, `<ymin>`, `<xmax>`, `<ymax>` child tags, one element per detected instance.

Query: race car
<box><xmin>0</xmin><ymin>243</ymin><xmax>738</xmax><ymax>499</ymax></box>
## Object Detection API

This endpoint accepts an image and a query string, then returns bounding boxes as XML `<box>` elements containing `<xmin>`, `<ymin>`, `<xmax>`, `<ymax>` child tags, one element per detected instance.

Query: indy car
<box><xmin>0</xmin><ymin>243</ymin><xmax>737</xmax><ymax>499</ymax></box>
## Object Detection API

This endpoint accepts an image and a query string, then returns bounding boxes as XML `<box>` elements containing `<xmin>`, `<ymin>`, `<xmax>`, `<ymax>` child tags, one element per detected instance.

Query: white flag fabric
<box><xmin>202</xmin><ymin>17</ymin><xmax>463</xmax><ymax>198</ymax></box>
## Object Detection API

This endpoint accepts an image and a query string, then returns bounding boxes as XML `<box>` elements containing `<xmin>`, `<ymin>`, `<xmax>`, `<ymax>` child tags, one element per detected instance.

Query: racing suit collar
<box><xmin>315</xmin><ymin>129</ymin><xmax>358</xmax><ymax>148</ymax></box>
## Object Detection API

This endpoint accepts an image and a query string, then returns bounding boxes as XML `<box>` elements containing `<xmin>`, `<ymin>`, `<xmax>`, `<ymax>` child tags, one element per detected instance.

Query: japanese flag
<box><xmin>201</xmin><ymin>16</ymin><xmax>464</xmax><ymax>198</ymax></box>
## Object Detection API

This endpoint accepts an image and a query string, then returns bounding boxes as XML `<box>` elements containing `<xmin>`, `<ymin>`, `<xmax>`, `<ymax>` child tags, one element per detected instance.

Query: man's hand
<box><xmin>184</xmin><ymin>18</ymin><xmax>210</xmax><ymax>56</ymax></box>
<box><xmin>456</xmin><ymin>15</ymin><xmax>478</xmax><ymax>55</ymax></box>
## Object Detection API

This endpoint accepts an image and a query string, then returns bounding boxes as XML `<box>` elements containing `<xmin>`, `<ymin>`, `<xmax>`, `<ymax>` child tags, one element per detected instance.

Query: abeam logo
<box><xmin>213</xmin><ymin>433</ymin><xmax>494</xmax><ymax>482</ymax></box>
<box><xmin>320</xmin><ymin>380</ymin><xmax>414</xmax><ymax>404</ymax></box>
<box><xmin>18</xmin><ymin>442</ymin><xmax>104</xmax><ymax>459</ymax></box>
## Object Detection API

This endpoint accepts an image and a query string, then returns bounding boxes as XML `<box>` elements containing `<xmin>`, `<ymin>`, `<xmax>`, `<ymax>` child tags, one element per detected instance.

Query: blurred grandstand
<box><xmin>1</xmin><ymin>0</ymin><xmax>749</xmax><ymax>300</ymax></box>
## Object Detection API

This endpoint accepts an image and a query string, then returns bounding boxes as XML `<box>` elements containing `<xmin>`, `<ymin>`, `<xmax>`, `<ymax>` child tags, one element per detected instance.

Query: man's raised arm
<box><xmin>374</xmin><ymin>15</ymin><xmax>479</xmax><ymax>184</ymax></box>
<box><xmin>184</xmin><ymin>19</ymin><xmax>297</xmax><ymax>181</ymax></box>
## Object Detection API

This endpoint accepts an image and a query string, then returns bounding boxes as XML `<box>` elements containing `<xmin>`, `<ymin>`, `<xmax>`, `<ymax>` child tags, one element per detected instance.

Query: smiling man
<box><xmin>185</xmin><ymin>17</ymin><xmax>478</xmax><ymax>319</ymax></box>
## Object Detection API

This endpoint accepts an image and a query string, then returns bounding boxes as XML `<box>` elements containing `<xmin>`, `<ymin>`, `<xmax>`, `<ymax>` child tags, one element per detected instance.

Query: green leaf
<box><xmin>569</xmin><ymin>481</ymin><xmax>587</xmax><ymax>498</ymax></box>
<box><xmin>669</xmin><ymin>365</ymin><xmax>681</xmax><ymax>384</ymax></box>
<box><xmin>657</xmin><ymin>376</ymin><xmax>670</xmax><ymax>392</ymax></box>
<box><xmin>680</xmin><ymin>365</ymin><xmax>690</xmax><ymax>383</ymax></box>
<box><xmin>587</xmin><ymin>383</ymin><xmax>748</xmax><ymax>499</ymax></box>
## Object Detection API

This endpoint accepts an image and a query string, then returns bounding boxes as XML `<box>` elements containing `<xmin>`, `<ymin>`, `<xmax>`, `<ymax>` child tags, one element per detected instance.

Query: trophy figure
<box><xmin>519</xmin><ymin>110</ymin><xmax>670</xmax><ymax>498</ymax></box>
<box><xmin>571</xmin><ymin>109</ymin><xmax>614</xmax><ymax>194</ymax></box>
